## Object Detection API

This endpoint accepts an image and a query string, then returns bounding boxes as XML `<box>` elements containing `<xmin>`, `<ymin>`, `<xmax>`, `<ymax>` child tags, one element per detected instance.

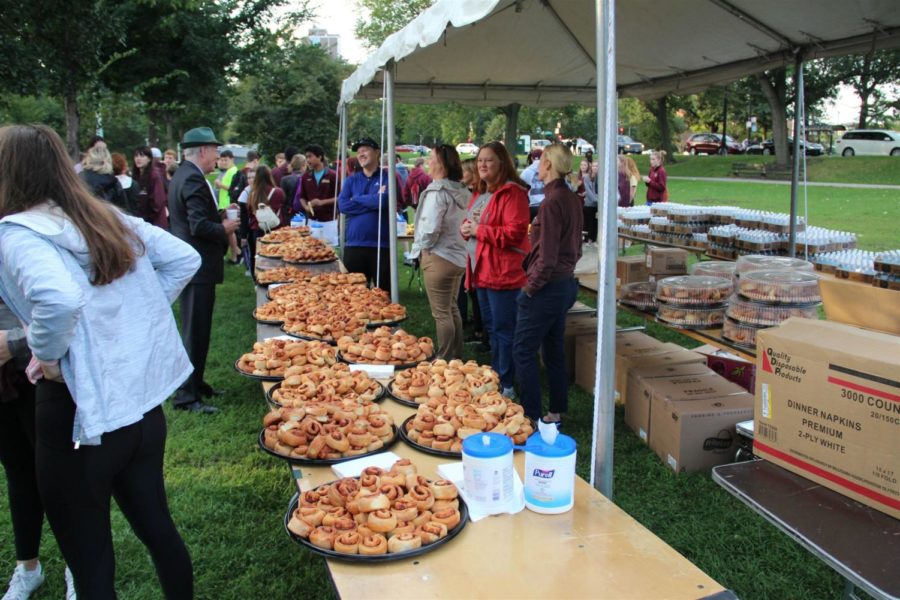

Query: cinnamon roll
<box><xmin>431</xmin><ymin>507</ymin><xmax>461</xmax><ymax>529</ymax></box>
<box><xmin>356</xmin><ymin>491</ymin><xmax>390</xmax><ymax>513</ymax></box>
<box><xmin>358</xmin><ymin>534</ymin><xmax>388</xmax><ymax>555</ymax></box>
<box><xmin>415</xmin><ymin>522</ymin><xmax>448</xmax><ymax>545</ymax></box>
<box><xmin>387</xmin><ymin>532</ymin><xmax>422</xmax><ymax>553</ymax></box>
<box><xmin>309</xmin><ymin>526</ymin><xmax>337</xmax><ymax>550</ymax></box>
<box><xmin>333</xmin><ymin>531</ymin><xmax>360</xmax><ymax>554</ymax></box>
<box><xmin>366</xmin><ymin>509</ymin><xmax>398</xmax><ymax>533</ymax></box>
<box><xmin>430</xmin><ymin>480</ymin><xmax>459</xmax><ymax>500</ymax></box>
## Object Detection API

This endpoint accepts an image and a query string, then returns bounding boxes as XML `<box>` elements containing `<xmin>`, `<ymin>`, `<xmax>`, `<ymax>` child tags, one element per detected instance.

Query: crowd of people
<box><xmin>0</xmin><ymin>121</ymin><xmax>669</xmax><ymax>598</ymax></box>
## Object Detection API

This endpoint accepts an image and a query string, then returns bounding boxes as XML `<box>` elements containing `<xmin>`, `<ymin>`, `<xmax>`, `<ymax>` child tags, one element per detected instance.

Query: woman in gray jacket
<box><xmin>410</xmin><ymin>145</ymin><xmax>469</xmax><ymax>360</ymax></box>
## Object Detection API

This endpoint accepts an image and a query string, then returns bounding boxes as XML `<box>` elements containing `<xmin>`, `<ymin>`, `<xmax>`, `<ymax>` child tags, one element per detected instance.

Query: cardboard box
<box><xmin>693</xmin><ymin>344</ymin><xmax>756</xmax><ymax>393</ymax></box>
<box><xmin>651</xmin><ymin>392</ymin><xmax>755</xmax><ymax>473</ymax></box>
<box><xmin>616</xmin><ymin>256</ymin><xmax>651</xmax><ymax>286</ymax></box>
<box><xmin>617</xmin><ymin>344</ymin><xmax>706</xmax><ymax>408</ymax></box>
<box><xmin>755</xmin><ymin>318</ymin><xmax>900</xmax><ymax>519</ymax></box>
<box><xmin>820</xmin><ymin>277</ymin><xmax>900</xmax><ymax>336</ymax></box>
<box><xmin>547</xmin><ymin>314</ymin><xmax>597</xmax><ymax>382</ymax></box>
<box><xmin>646</xmin><ymin>248</ymin><xmax>688</xmax><ymax>275</ymax></box>
<box><xmin>624</xmin><ymin>362</ymin><xmax>716</xmax><ymax>443</ymax></box>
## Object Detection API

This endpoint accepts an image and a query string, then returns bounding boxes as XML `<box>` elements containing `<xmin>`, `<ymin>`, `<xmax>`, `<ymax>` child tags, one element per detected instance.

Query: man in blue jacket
<box><xmin>338</xmin><ymin>138</ymin><xmax>395</xmax><ymax>289</ymax></box>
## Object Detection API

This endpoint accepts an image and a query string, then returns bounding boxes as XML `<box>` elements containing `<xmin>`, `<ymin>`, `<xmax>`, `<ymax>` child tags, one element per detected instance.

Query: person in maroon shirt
<box><xmin>512</xmin><ymin>143</ymin><xmax>583</xmax><ymax>425</ymax></box>
<box><xmin>271</xmin><ymin>146</ymin><xmax>298</xmax><ymax>186</ymax></box>
<box><xmin>246</xmin><ymin>165</ymin><xmax>285</xmax><ymax>274</ymax></box>
<box><xmin>296</xmin><ymin>144</ymin><xmax>337</xmax><ymax>221</ymax></box>
<box><xmin>643</xmin><ymin>149</ymin><xmax>668</xmax><ymax>204</ymax></box>
<box><xmin>404</xmin><ymin>157</ymin><xmax>432</xmax><ymax>208</ymax></box>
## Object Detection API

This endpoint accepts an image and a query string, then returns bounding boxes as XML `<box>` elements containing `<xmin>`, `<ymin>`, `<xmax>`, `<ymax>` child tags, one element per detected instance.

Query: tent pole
<box><xmin>339</xmin><ymin>103</ymin><xmax>349</xmax><ymax>255</ymax></box>
<box><xmin>590</xmin><ymin>0</ymin><xmax>616</xmax><ymax>499</ymax></box>
<box><xmin>385</xmin><ymin>61</ymin><xmax>400</xmax><ymax>302</ymax></box>
<box><xmin>503</xmin><ymin>103</ymin><xmax>520</xmax><ymax>154</ymax></box>
<box><xmin>789</xmin><ymin>53</ymin><xmax>804</xmax><ymax>258</ymax></box>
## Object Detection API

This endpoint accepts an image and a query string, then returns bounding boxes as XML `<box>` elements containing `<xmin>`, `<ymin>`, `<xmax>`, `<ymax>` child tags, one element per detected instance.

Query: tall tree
<box><xmin>102</xmin><ymin>0</ymin><xmax>311</xmax><ymax>149</ymax></box>
<box><xmin>756</xmin><ymin>68</ymin><xmax>790</xmax><ymax>166</ymax></box>
<box><xmin>0</xmin><ymin>0</ymin><xmax>133</xmax><ymax>157</ymax></box>
<box><xmin>354</xmin><ymin>0</ymin><xmax>433</xmax><ymax>49</ymax></box>
<box><xmin>641</xmin><ymin>96</ymin><xmax>679</xmax><ymax>162</ymax></box>
<box><xmin>232</xmin><ymin>41</ymin><xmax>346</xmax><ymax>160</ymax></box>
<box><xmin>826</xmin><ymin>49</ymin><xmax>900</xmax><ymax>128</ymax></box>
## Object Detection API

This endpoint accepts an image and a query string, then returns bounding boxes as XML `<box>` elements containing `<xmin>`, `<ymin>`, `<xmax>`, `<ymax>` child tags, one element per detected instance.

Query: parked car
<box><xmin>395</xmin><ymin>145</ymin><xmax>417</xmax><ymax>153</ymax></box>
<box><xmin>746</xmin><ymin>138</ymin><xmax>825</xmax><ymax>156</ymax></box>
<box><xmin>531</xmin><ymin>139</ymin><xmax>553</xmax><ymax>151</ymax></box>
<box><xmin>835</xmin><ymin>129</ymin><xmax>900</xmax><ymax>156</ymax></box>
<box><xmin>684</xmin><ymin>133</ymin><xmax>743</xmax><ymax>155</ymax></box>
<box><xmin>561</xmin><ymin>137</ymin><xmax>595</xmax><ymax>155</ymax></box>
<box><xmin>455</xmin><ymin>142</ymin><xmax>480</xmax><ymax>155</ymax></box>
<box><xmin>617</xmin><ymin>135</ymin><xmax>643</xmax><ymax>154</ymax></box>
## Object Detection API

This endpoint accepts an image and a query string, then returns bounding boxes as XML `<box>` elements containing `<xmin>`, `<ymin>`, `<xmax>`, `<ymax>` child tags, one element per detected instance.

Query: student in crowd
<box><xmin>79</xmin><ymin>145</ymin><xmax>128</xmax><ymax>211</ymax></box>
<box><xmin>513</xmin><ymin>143</ymin><xmax>582</xmax><ymax>425</ymax></box>
<box><xmin>410</xmin><ymin>145</ymin><xmax>469</xmax><ymax>360</ymax></box>
<box><xmin>297</xmin><ymin>144</ymin><xmax>337</xmax><ymax>222</ymax></box>
<box><xmin>133</xmin><ymin>146</ymin><xmax>169</xmax><ymax>228</ymax></box>
<box><xmin>519</xmin><ymin>148</ymin><xmax>545</xmax><ymax>221</ymax></box>
<box><xmin>112</xmin><ymin>151</ymin><xmax>139</xmax><ymax>216</ymax></box>
<box><xmin>246</xmin><ymin>165</ymin><xmax>285</xmax><ymax>274</ymax></box>
<box><xmin>643</xmin><ymin>150</ymin><xmax>668</xmax><ymax>205</ymax></box>
<box><xmin>0</xmin><ymin>123</ymin><xmax>199</xmax><ymax>598</ymax></box>
<box><xmin>215</xmin><ymin>150</ymin><xmax>242</xmax><ymax>264</ymax></box>
<box><xmin>404</xmin><ymin>157</ymin><xmax>432</xmax><ymax>209</ymax></box>
<box><xmin>460</xmin><ymin>141</ymin><xmax>530</xmax><ymax>398</ymax></box>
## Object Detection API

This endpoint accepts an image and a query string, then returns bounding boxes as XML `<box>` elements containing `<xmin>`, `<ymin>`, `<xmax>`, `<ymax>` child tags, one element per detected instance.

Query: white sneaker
<box><xmin>501</xmin><ymin>386</ymin><xmax>517</xmax><ymax>401</ymax></box>
<box><xmin>65</xmin><ymin>566</ymin><xmax>76</xmax><ymax>600</ymax></box>
<box><xmin>2</xmin><ymin>563</ymin><xmax>44</xmax><ymax>600</ymax></box>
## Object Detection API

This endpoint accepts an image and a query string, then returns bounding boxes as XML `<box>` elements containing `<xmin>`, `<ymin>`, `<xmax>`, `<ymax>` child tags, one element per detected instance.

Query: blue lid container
<box><xmin>462</xmin><ymin>432</ymin><xmax>513</xmax><ymax>458</ymax></box>
<box><xmin>524</xmin><ymin>432</ymin><xmax>576</xmax><ymax>458</ymax></box>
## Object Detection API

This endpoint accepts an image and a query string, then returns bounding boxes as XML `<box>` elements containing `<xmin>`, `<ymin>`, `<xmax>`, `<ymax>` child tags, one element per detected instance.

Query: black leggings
<box><xmin>343</xmin><ymin>246</ymin><xmax>392</xmax><ymax>291</ymax></box>
<box><xmin>0</xmin><ymin>379</ymin><xmax>43</xmax><ymax>560</ymax></box>
<box><xmin>35</xmin><ymin>381</ymin><xmax>192</xmax><ymax>599</ymax></box>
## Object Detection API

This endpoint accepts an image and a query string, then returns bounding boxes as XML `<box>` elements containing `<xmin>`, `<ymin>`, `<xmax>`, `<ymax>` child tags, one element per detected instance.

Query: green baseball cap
<box><xmin>180</xmin><ymin>127</ymin><xmax>222</xmax><ymax>148</ymax></box>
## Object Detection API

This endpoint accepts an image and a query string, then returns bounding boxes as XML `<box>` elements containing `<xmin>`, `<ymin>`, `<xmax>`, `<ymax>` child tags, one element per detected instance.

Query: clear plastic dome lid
<box><xmin>735</xmin><ymin>255</ymin><xmax>815</xmax><ymax>275</ymax></box>
<box><xmin>690</xmin><ymin>261</ymin><xmax>737</xmax><ymax>278</ymax></box>
<box><xmin>737</xmin><ymin>270</ymin><xmax>821</xmax><ymax>304</ymax></box>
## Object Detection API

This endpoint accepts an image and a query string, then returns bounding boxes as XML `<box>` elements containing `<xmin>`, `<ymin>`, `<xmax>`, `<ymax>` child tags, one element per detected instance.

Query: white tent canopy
<box><xmin>341</xmin><ymin>0</ymin><xmax>900</xmax><ymax>108</ymax></box>
<box><xmin>336</xmin><ymin>0</ymin><xmax>900</xmax><ymax>497</ymax></box>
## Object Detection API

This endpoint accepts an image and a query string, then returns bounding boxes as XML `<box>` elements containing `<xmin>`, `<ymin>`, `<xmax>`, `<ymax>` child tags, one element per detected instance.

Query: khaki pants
<box><xmin>421</xmin><ymin>251</ymin><xmax>465</xmax><ymax>360</ymax></box>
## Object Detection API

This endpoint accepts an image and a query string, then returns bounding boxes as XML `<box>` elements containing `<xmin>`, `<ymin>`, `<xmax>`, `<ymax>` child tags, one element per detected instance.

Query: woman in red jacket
<box><xmin>247</xmin><ymin>165</ymin><xmax>285</xmax><ymax>274</ymax></box>
<box><xmin>643</xmin><ymin>149</ymin><xmax>668</xmax><ymax>205</ymax></box>
<box><xmin>460</xmin><ymin>141</ymin><xmax>529</xmax><ymax>397</ymax></box>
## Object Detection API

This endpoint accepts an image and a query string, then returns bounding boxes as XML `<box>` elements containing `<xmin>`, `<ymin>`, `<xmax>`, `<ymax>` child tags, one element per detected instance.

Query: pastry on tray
<box><xmin>286</xmin><ymin>458</ymin><xmax>463</xmax><ymax>556</ymax></box>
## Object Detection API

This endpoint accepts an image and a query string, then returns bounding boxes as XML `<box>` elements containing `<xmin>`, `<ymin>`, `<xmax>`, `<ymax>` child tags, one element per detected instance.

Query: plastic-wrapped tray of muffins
<box><xmin>726</xmin><ymin>295</ymin><xmax>819</xmax><ymax>327</ymax></box>
<box><xmin>618</xmin><ymin>282</ymin><xmax>658</xmax><ymax>312</ymax></box>
<box><xmin>657</xmin><ymin>304</ymin><xmax>726</xmax><ymax>329</ymax></box>
<box><xmin>655</xmin><ymin>275</ymin><xmax>732</xmax><ymax>306</ymax></box>
<box><xmin>736</xmin><ymin>270</ymin><xmax>821</xmax><ymax>305</ymax></box>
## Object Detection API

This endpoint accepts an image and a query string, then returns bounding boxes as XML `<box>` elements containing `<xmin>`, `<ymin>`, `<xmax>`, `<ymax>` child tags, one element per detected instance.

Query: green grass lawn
<box><xmin>3</xmin><ymin>173</ymin><xmax>892</xmax><ymax>598</ymax></box>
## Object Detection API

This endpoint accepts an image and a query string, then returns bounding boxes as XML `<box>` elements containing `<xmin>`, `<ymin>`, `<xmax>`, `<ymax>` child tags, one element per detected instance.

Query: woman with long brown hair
<box><xmin>246</xmin><ymin>164</ymin><xmax>286</xmax><ymax>274</ymax></box>
<box><xmin>460</xmin><ymin>141</ymin><xmax>530</xmax><ymax>397</ymax></box>
<box><xmin>0</xmin><ymin>124</ymin><xmax>199</xmax><ymax>598</ymax></box>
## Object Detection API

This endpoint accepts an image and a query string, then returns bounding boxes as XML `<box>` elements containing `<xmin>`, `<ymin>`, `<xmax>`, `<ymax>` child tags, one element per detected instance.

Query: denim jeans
<box><xmin>476</xmin><ymin>288</ymin><xmax>520</xmax><ymax>389</ymax></box>
<box><xmin>513</xmin><ymin>277</ymin><xmax>578</xmax><ymax>420</ymax></box>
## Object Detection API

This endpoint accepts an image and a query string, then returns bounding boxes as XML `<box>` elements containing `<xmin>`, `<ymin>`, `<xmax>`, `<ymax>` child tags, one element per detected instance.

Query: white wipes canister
<box><xmin>462</xmin><ymin>433</ymin><xmax>514</xmax><ymax>515</ymax></box>
<box><xmin>524</xmin><ymin>432</ymin><xmax>577</xmax><ymax>514</ymax></box>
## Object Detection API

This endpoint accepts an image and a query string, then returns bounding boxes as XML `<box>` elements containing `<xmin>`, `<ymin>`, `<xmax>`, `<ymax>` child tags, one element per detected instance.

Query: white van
<box><xmin>531</xmin><ymin>139</ymin><xmax>552</xmax><ymax>151</ymax></box>
<box><xmin>835</xmin><ymin>130</ymin><xmax>900</xmax><ymax>156</ymax></box>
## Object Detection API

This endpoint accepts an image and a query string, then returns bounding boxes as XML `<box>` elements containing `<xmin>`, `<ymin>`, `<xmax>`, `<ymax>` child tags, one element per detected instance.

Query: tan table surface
<box><xmin>255</xmin><ymin>262</ymin><xmax>725</xmax><ymax>600</ymax></box>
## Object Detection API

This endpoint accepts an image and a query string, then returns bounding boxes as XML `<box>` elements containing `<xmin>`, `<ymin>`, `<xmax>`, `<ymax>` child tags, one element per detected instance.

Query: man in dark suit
<box><xmin>168</xmin><ymin>127</ymin><xmax>239</xmax><ymax>413</ymax></box>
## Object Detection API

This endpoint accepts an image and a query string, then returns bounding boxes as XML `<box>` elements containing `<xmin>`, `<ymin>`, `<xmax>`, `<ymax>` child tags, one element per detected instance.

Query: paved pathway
<box><xmin>668</xmin><ymin>176</ymin><xmax>900</xmax><ymax>190</ymax></box>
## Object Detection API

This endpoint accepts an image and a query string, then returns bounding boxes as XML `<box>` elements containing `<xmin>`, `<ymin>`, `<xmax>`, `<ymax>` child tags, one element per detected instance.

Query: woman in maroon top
<box><xmin>643</xmin><ymin>149</ymin><xmax>668</xmax><ymax>205</ymax></box>
<box><xmin>246</xmin><ymin>165</ymin><xmax>285</xmax><ymax>274</ymax></box>
<box><xmin>133</xmin><ymin>146</ymin><xmax>168</xmax><ymax>228</ymax></box>
<box><xmin>512</xmin><ymin>143</ymin><xmax>582</xmax><ymax>425</ymax></box>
